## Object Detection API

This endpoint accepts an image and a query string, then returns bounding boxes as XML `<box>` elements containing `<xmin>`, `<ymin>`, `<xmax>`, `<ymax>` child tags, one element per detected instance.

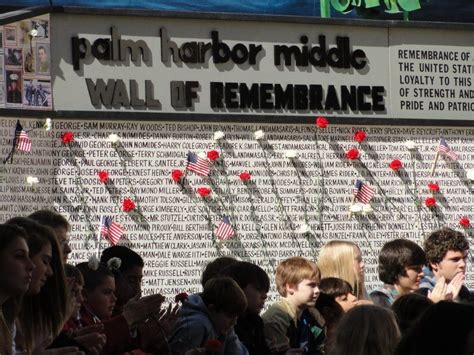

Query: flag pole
<box><xmin>430</xmin><ymin>151</ymin><xmax>439</xmax><ymax>177</ymax></box>
<box><xmin>349</xmin><ymin>195</ymin><xmax>356</xmax><ymax>218</ymax></box>
<box><xmin>97</xmin><ymin>215</ymin><xmax>103</xmax><ymax>258</ymax></box>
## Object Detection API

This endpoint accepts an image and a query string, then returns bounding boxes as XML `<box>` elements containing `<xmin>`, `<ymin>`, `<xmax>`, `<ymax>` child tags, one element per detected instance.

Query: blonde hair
<box><xmin>317</xmin><ymin>241</ymin><xmax>365</xmax><ymax>299</ymax></box>
<box><xmin>276</xmin><ymin>257</ymin><xmax>320</xmax><ymax>296</ymax></box>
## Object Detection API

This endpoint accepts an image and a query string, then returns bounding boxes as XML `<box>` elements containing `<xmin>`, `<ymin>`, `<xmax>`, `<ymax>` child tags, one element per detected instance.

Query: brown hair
<box><xmin>275</xmin><ymin>257</ymin><xmax>320</xmax><ymax>297</ymax></box>
<box><xmin>424</xmin><ymin>228</ymin><xmax>469</xmax><ymax>268</ymax></box>
<box><xmin>201</xmin><ymin>277</ymin><xmax>247</xmax><ymax>317</ymax></box>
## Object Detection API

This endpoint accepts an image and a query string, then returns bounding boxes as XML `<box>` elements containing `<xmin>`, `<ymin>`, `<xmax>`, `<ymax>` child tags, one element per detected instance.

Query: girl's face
<box><xmin>335</xmin><ymin>292</ymin><xmax>358</xmax><ymax>312</ymax></box>
<box><xmin>85</xmin><ymin>276</ymin><xmax>117</xmax><ymax>320</ymax></box>
<box><xmin>29</xmin><ymin>243</ymin><xmax>53</xmax><ymax>294</ymax></box>
<box><xmin>71</xmin><ymin>281</ymin><xmax>84</xmax><ymax>317</ymax></box>
<box><xmin>0</xmin><ymin>238</ymin><xmax>34</xmax><ymax>298</ymax></box>
<box><xmin>353</xmin><ymin>246</ymin><xmax>365</xmax><ymax>279</ymax></box>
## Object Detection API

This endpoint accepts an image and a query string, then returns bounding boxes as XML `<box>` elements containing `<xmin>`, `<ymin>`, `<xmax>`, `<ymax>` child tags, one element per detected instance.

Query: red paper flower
<box><xmin>122</xmin><ymin>198</ymin><xmax>136</xmax><ymax>212</ymax></box>
<box><xmin>174</xmin><ymin>292</ymin><xmax>189</xmax><ymax>303</ymax></box>
<box><xmin>425</xmin><ymin>197</ymin><xmax>436</xmax><ymax>208</ymax></box>
<box><xmin>459</xmin><ymin>217</ymin><xmax>471</xmax><ymax>228</ymax></box>
<box><xmin>345</xmin><ymin>148</ymin><xmax>360</xmax><ymax>160</ymax></box>
<box><xmin>389</xmin><ymin>159</ymin><xmax>402</xmax><ymax>171</ymax></box>
<box><xmin>205</xmin><ymin>339</ymin><xmax>223</xmax><ymax>353</ymax></box>
<box><xmin>354</xmin><ymin>131</ymin><xmax>366</xmax><ymax>143</ymax></box>
<box><xmin>315</xmin><ymin>116</ymin><xmax>328</xmax><ymax>128</ymax></box>
<box><xmin>207</xmin><ymin>150</ymin><xmax>220</xmax><ymax>161</ymax></box>
<box><xmin>428</xmin><ymin>183</ymin><xmax>440</xmax><ymax>193</ymax></box>
<box><xmin>197</xmin><ymin>187</ymin><xmax>212</xmax><ymax>198</ymax></box>
<box><xmin>171</xmin><ymin>169</ymin><xmax>184</xmax><ymax>183</ymax></box>
<box><xmin>97</xmin><ymin>170</ymin><xmax>109</xmax><ymax>183</ymax></box>
<box><xmin>239</xmin><ymin>172</ymin><xmax>251</xmax><ymax>181</ymax></box>
<box><xmin>61</xmin><ymin>131</ymin><xmax>74</xmax><ymax>144</ymax></box>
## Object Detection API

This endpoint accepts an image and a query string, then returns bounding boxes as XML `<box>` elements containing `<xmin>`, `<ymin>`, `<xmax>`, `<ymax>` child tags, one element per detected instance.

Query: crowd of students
<box><xmin>0</xmin><ymin>210</ymin><xmax>473</xmax><ymax>355</ymax></box>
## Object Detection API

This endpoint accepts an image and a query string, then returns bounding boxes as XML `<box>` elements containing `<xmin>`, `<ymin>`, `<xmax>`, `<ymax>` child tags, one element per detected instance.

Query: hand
<box><xmin>73</xmin><ymin>332</ymin><xmax>106</xmax><ymax>355</ymax></box>
<box><xmin>446</xmin><ymin>273</ymin><xmax>464</xmax><ymax>300</ymax></box>
<box><xmin>428</xmin><ymin>276</ymin><xmax>447</xmax><ymax>303</ymax></box>
<box><xmin>72</xmin><ymin>324</ymin><xmax>104</xmax><ymax>337</ymax></box>
<box><xmin>155</xmin><ymin>303</ymin><xmax>180</xmax><ymax>336</ymax></box>
<box><xmin>355</xmin><ymin>299</ymin><xmax>373</xmax><ymax>306</ymax></box>
<box><xmin>122</xmin><ymin>293</ymin><xmax>166</xmax><ymax>326</ymax></box>
<box><xmin>138</xmin><ymin>317</ymin><xmax>170</xmax><ymax>354</ymax></box>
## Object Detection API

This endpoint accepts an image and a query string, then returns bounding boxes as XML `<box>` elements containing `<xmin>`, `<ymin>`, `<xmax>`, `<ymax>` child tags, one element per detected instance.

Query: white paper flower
<box><xmin>362</xmin><ymin>204</ymin><xmax>374</xmax><ymax>215</ymax></box>
<box><xmin>467</xmin><ymin>169</ymin><xmax>474</xmax><ymax>181</ymax></box>
<box><xmin>350</xmin><ymin>203</ymin><xmax>364</xmax><ymax>213</ymax></box>
<box><xmin>107</xmin><ymin>257</ymin><xmax>122</xmax><ymax>271</ymax></box>
<box><xmin>405</xmin><ymin>140</ymin><xmax>417</xmax><ymax>150</ymax></box>
<box><xmin>213</xmin><ymin>131</ymin><xmax>225</xmax><ymax>141</ymax></box>
<box><xmin>285</xmin><ymin>150</ymin><xmax>298</xmax><ymax>159</ymax></box>
<box><xmin>88</xmin><ymin>255</ymin><xmax>100</xmax><ymax>271</ymax></box>
<box><xmin>107</xmin><ymin>133</ymin><xmax>120</xmax><ymax>143</ymax></box>
<box><xmin>29</xmin><ymin>29</ymin><xmax>38</xmax><ymax>37</ymax></box>
<box><xmin>43</xmin><ymin>118</ymin><xmax>52</xmax><ymax>131</ymax></box>
<box><xmin>26</xmin><ymin>176</ymin><xmax>39</xmax><ymax>186</ymax></box>
<box><xmin>197</xmin><ymin>151</ymin><xmax>207</xmax><ymax>159</ymax></box>
<box><xmin>254</xmin><ymin>130</ymin><xmax>265</xmax><ymax>140</ymax></box>
<box><xmin>297</xmin><ymin>223</ymin><xmax>311</xmax><ymax>234</ymax></box>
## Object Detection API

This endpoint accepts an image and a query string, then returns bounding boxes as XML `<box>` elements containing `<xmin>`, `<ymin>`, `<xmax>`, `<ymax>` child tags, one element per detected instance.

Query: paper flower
<box><xmin>61</xmin><ymin>131</ymin><xmax>74</xmax><ymax>144</ymax></box>
<box><xmin>107</xmin><ymin>257</ymin><xmax>122</xmax><ymax>271</ymax></box>
<box><xmin>459</xmin><ymin>217</ymin><xmax>471</xmax><ymax>228</ymax></box>
<box><xmin>315</xmin><ymin>116</ymin><xmax>328</xmax><ymax>128</ymax></box>
<box><xmin>122</xmin><ymin>198</ymin><xmax>137</xmax><ymax>212</ymax></box>
<box><xmin>405</xmin><ymin>140</ymin><xmax>417</xmax><ymax>150</ymax></box>
<box><xmin>467</xmin><ymin>169</ymin><xmax>474</xmax><ymax>181</ymax></box>
<box><xmin>254</xmin><ymin>130</ymin><xmax>265</xmax><ymax>140</ymax></box>
<box><xmin>26</xmin><ymin>176</ymin><xmax>39</xmax><ymax>186</ymax></box>
<box><xmin>345</xmin><ymin>148</ymin><xmax>360</xmax><ymax>160</ymax></box>
<box><xmin>43</xmin><ymin>118</ymin><xmax>52</xmax><ymax>131</ymax></box>
<box><xmin>350</xmin><ymin>203</ymin><xmax>364</xmax><ymax>213</ymax></box>
<box><xmin>197</xmin><ymin>187</ymin><xmax>212</xmax><ymax>198</ymax></box>
<box><xmin>428</xmin><ymin>183</ymin><xmax>440</xmax><ymax>193</ymax></box>
<box><xmin>297</xmin><ymin>223</ymin><xmax>311</xmax><ymax>234</ymax></box>
<box><xmin>389</xmin><ymin>159</ymin><xmax>402</xmax><ymax>171</ymax></box>
<box><xmin>175</xmin><ymin>292</ymin><xmax>189</xmax><ymax>303</ymax></box>
<box><xmin>29</xmin><ymin>29</ymin><xmax>38</xmax><ymax>37</ymax></box>
<box><xmin>239</xmin><ymin>172</ymin><xmax>251</xmax><ymax>181</ymax></box>
<box><xmin>171</xmin><ymin>169</ymin><xmax>184</xmax><ymax>183</ymax></box>
<box><xmin>197</xmin><ymin>151</ymin><xmax>207</xmax><ymax>159</ymax></box>
<box><xmin>98</xmin><ymin>170</ymin><xmax>109</xmax><ymax>183</ymax></box>
<box><xmin>354</xmin><ymin>131</ymin><xmax>366</xmax><ymax>143</ymax></box>
<box><xmin>205</xmin><ymin>339</ymin><xmax>223</xmax><ymax>353</ymax></box>
<box><xmin>213</xmin><ymin>131</ymin><xmax>225</xmax><ymax>141</ymax></box>
<box><xmin>362</xmin><ymin>204</ymin><xmax>374</xmax><ymax>215</ymax></box>
<box><xmin>207</xmin><ymin>150</ymin><xmax>220</xmax><ymax>161</ymax></box>
<box><xmin>285</xmin><ymin>150</ymin><xmax>298</xmax><ymax>159</ymax></box>
<box><xmin>425</xmin><ymin>197</ymin><xmax>436</xmax><ymax>208</ymax></box>
<box><xmin>88</xmin><ymin>255</ymin><xmax>100</xmax><ymax>271</ymax></box>
<box><xmin>107</xmin><ymin>133</ymin><xmax>120</xmax><ymax>144</ymax></box>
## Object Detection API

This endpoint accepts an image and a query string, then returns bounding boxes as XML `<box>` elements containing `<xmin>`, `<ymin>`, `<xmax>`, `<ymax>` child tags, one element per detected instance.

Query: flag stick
<box><xmin>349</xmin><ymin>195</ymin><xmax>356</xmax><ymax>218</ymax></box>
<box><xmin>97</xmin><ymin>215</ymin><xmax>103</xmax><ymax>258</ymax></box>
<box><xmin>430</xmin><ymin>151</ymin><xmax>439</xmax><ymax>176</ymax></box>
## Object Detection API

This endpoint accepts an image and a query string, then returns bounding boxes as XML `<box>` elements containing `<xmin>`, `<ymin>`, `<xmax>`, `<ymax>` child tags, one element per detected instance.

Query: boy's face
<box><xmin>288</xmin><ymin>278</ymin><xmax>320</xmax><ymax>308</ymax></box>
<box><xmin>208</xmin><ymin>306</ymin><xmax>238</xmax><ymax>335</ymax></box>
<box><xmin>431</xmin><ymin>250</ymin><xmax>467</xmax><ymax>282</ymax></box>
<box><xmin>396</xmin><ymin>265</ymin><xmax>424</xmax><ymax>293</ymax></box>
<box><xmin>335</xmin><ymin>292</ymin><xmax>357</xmax><ymax>312</ymax></box>
<box><xmin>243</xmin><ymin>284</ymin><xmax>267</xmax><ymax>314</ymax></box>
<box><xmin>84</xmin><ymin>275</ymin><xmax>117</xmax><ymax>320</ymax></box>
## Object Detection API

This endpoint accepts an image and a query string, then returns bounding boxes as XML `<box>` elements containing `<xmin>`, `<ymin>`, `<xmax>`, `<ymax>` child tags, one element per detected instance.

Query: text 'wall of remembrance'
<box><xmin>0</xmin><ymin>117</ymin><xmax>473</xmax><ymax>301</ymax></box>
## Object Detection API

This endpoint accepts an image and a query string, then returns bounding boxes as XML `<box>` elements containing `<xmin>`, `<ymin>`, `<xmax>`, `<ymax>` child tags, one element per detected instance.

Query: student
<box><xmin>391</xmin><ymin>293</ymin><xmax>433</xmax><ymax>335</ymax></box>
<box><xmin>417</xmin><ymin>228</ymin><xmax>470</xmax><ymax>302</ymax></box>
<box><xmin>319</xmin><ymin>277</ymin><xmax>358</xmax><ymax>312</ymax></box>
<box><xmin>220</xmin><ymin>261</ymin><xmax>271</xmax><ymax>355</ymax></box>
<box><xmin>168</xmin><ymin>277</ymin><xmax>248</xmax><ymax>355</ymax></box>
<box><xmin>329</xmin><ymin>305</ymin><xmax>400</xmax><ymax>355</ymax></box>
<box><xmin>262</xmin><ymin>256</ymin><xmax>325</xmax><ymax>355</ymax></box>
<box><xmin>318</xmin><ymin>241</ymin><xmax>370</xmax><ymax>301</ymax></box>
<box><xmin>0</xmin><ymin>224</ymin><xmax>34</xmax><ymax>355</ymax></box>
<box><xmin>371</xmin><ymin>239</ymin><xmax>427</xmax><ymax>307</ymax></box>
<box><xmin>201</xmin><ymin>255</ymin><xmax>238</xmax><ymax>288</ymax></box>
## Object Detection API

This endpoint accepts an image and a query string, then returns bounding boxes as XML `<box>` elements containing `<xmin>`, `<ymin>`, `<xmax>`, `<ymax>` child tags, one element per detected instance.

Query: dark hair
<box><xmin>6</xmin><ymin>217</ymin><xmax>54</xmax><ymax>257</ymax></box>
<box><xmin>76</xmin><ymin>262</ymin><xmax>115</xmax><ymax>292</ymax></box>
<box><xmin>219</xmin><ymin>261</ymin><xmax>270</xmax><ymax>292</ymax></box>
<box><xmin>424</xmin><ymin>228</ymin><xmax>469</xmax><ymax>268</ymax></box>
<box><xmin>201</xmin><ymin>277</ymin><xmax>247</xmax><ymax>317</ymax></box>
<box><xmin>391</xmin><ymin>293</ymin><xmax>433</xmax><ymax>335</ymax></box>
<box><xmin>320</xmin><ymin>277</ymin><xmax>353</xmax><ymax>298</ymax></box>
<box><xmin>201</xmin><ymin>256</ymin><xmax>238</xmax><ymax>287</ymax></box>
<box><xmin>29</xmin><ymin>210</ymin><xmax>70</xmax><ymax>231</ymax></box>
<box><xmin>315</xmin><ymin>293</ymin><xmax>344</xmax><ymax>353</ymax></box>
<box><xmin>378</xmin><ymin>239</ymin><xmax>426</xmax><ymax>284</ymax></box>
<box><xmin>64</xmin><ymin>264</ymin><xmax>84</xmax><ymax>286</ymax></box>
<box><xmin>101</xmin><ymin>246</ymin><xmax>144</xmax><ymax>273</ymax></box>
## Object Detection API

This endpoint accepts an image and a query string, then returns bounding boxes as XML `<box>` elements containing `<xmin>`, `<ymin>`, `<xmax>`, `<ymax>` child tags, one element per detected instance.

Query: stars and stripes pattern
<box><xmin>353</xmin><ymin>179</ymin><xmax>375</xmax><ymax>204</ymax></box>
<box><xmin>15</xmin><ymin>124</ymin><xmax>32</xmax><ymax>152</ymax></box>
<box><xmin>214</xmin><ymin>216</ymin><xmax>235</xmax><ymax>240</ymax></box>
<box><xmin>100</xmin><ymin>215</ymin><xmax>124</xmax><ymax>245</ymax></box>
<box><xmin>186</xmin><ymin>151</ymin><xmax>209</xmax><ymax>176</ymax></box>
<box><xmin>437</xmin><ymin>138</ymin><xmax>458</xmax><ymax>161</ymax></box>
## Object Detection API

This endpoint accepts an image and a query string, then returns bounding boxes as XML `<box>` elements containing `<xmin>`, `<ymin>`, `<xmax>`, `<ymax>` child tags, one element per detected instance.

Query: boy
<box><xmin>417</xmin><ymin>228</ymin><xmax>470</xmax><ymax>302</ymax></box>
<box><xmin>371</xmin><ymin>239</ymin><xmax>427</xmax><ymax>307</ymax></box>
<box><xmin>262</xmin><ymin>257</ymin><xmax>325</xmax><ymax>355</ymax></box>
<box><xmin>220</xmin><ymin>261</ymin><xmax>271</xmax><ymax>355</ymax></box>
<box><xmin>168</xmin><ymin>277</ymin><xmax>249</xmax><ymax>355</ymax></box>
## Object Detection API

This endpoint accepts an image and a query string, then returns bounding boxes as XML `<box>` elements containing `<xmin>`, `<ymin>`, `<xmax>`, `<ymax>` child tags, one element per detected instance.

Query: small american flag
<box><xmin>437</xmin><ymin>138</ymin><xmax>458</xmax><ymax>161</ymax></box>
<box><xmin>100</xmin><ymin>216</ymin><xmax>124</xmax><ymax>245</ymax></box>
<box><xmin>214</xmin><ymin>216</ymin><xmax>235</xmax><ymax>240</ymax></box>
<box><xmin>353</xmin><ymin>179</ymin><xmax>375</xmax><ymax>204</ymax></box>
<box><xmin>186</xmin><ymin>151</ymin><xmax>209</xmax><ymax>176</ymax></box>
<box><xmin>15</xmin><ymin>124</ymin><xmax>32</xmax><ymax>152</ymax></box>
